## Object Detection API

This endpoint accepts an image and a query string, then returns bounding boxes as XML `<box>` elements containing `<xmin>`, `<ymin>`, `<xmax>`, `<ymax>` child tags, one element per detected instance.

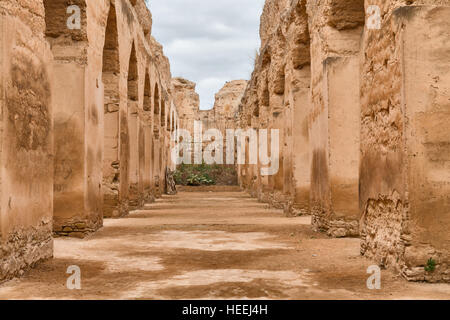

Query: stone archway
<box><xmin>143</xmin><ymin>70</ymin><xmax>153</xmax><ymax>201</ymax></box>
<box><xmin>152</xmin><ymin>83</ymin><xmax>161</xmax><ymax>195</ymax></box>
<box><xmin>102</xmin><ymin>2</ymin><xmax>124</xmax><ymax>218</ymax></box>
<box><xmin>127</xmin><ymin>42</ymin><xmax>141</xmax><ymax>209</ymax></box>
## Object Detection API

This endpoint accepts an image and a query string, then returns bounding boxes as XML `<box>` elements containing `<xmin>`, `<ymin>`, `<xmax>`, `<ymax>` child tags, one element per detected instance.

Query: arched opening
<box><xmin>143</xmin><ymin>72</ymin><xmax>151</xmax><ymax>111</ymax></box>
<box><xmin>166</xmin><ymin>106</ymin><xmax>170</xmax><ymax>132</ymax></box>
<box><xmin>154</xmin><ymin>84</ymin><xmax>160</xmax><ymax>121</ymax></box>
<box><xmin>44</xmin><ymin>0</ymin><xmax>107</xmax><ymax>234</ymax></box>
<box><xmin>128</xmin><ymin>44</ymin><xmax>138</xmax><ymax>102</ymax></box>
<box><xmin>143</xmin><ymin>70</ymin><xmax>152</xmax><ymax>200</ymax></box>
<box><xmin>102</xmin><ymin>3</ymin><xmax>122</xmax><ymax>218</ymax></box>
<box><xmin>161</xmin><ymin>98</ymin><xmax>166</xmax><ymax>128</ymax></box>
<box><xmin>127</xmin><ymin>42</ymin><xmax>140</xmax><ymax>209</ymax></box>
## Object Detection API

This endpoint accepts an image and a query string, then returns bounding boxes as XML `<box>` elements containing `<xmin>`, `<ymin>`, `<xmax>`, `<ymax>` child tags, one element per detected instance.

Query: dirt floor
<box><xmin>0</xmin><ymin>187</ymin><xmax>449</xmax><ymax>300</ymax></box>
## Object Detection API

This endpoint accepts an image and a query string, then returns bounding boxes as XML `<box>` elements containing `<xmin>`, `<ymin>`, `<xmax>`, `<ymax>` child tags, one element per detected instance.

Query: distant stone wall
<box><xmin>174</xmin><ymin>78</ymin><xmax>247</xmax><ymax>165</ymax></box>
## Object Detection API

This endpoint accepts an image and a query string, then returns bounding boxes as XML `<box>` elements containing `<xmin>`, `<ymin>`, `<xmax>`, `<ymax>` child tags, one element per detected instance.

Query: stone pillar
<box><xmin>271</xmin><ymin>108</ymin><xmax>286</xmax><ymax>209</ymax></box>
<box><xmin>287</xmin><ymin>67</ymin><xmax>311</xmax><ymax>216</ymax></box>
<box><xmin>143</xmin><ymin>114</ymin><xmax>153</xmax><ymax>202</ymax></box>
<box><xmin>153</xmin><ymin>131</ymin><xmax>162</xmax><ymax>197</ymax></box>
<box><xmin>128</xmin><ymin>102</ymin><xmax>142</xmax><ymax>209</ymax></box>
<box><xmin>310</xmin><ymin>56</ymin><xmax>360</xmax><ymax>237</ymax></box>
<box><xmin>51</xmin><ymin>1</ymin><xmax>106</xmax><ymax>234</ymax></box>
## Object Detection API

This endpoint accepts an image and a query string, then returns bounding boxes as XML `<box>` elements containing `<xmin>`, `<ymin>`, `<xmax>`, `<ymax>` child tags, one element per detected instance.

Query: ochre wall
<box><xmin>236</xmin><ymin>0</ymin><xmax>450</xmax><ymax>282</ymax></box>
<box><xmin>0</xmin><ymin>0</ymin><xmax>180</xmax><ymax>281</ymax></box>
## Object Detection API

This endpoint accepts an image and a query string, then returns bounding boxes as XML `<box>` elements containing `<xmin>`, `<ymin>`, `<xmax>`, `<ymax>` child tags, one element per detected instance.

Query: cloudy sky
<box><xmin>146</xmin><ymin>0</ymin><xmax>265</xmax><ymax>110</ymax></box>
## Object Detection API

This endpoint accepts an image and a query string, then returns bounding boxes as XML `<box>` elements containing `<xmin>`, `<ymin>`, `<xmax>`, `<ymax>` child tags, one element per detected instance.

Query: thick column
<box><xmin>308</xmin><ymin>0</ymin><xmax>363</xmax><ymax>237</ymax></box>
<box><xmin>286</xmin><ymin>67</ymin><xmax>311</xmax><ymax>216</ymax></box>
<box><xmin>53</xmin><ymin>63</ymin><xmax>103</xmax><ymax>235</ymax></box>
<box><xmin>310</xmin><ymin>56</ymin><xmax>360</xmax><ymax>237</ymax></box>
<box><xmin>271</xmin><ymin>109</ymin><xmax>286</xmax><ymax>209</ymax></box>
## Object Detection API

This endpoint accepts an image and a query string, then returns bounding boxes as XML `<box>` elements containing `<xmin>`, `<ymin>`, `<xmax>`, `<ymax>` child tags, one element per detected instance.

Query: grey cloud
<box><xmin>147</xmin><ymin>0</ymin><xmax>265</xmax><ymax>109</ymax></box>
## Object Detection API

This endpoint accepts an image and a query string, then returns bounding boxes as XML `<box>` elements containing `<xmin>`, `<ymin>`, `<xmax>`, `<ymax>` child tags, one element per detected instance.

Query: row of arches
<box><xmin>238</xmin><ymin>0</ymin><xmax>365</xmax><ymax>226</ymax></box>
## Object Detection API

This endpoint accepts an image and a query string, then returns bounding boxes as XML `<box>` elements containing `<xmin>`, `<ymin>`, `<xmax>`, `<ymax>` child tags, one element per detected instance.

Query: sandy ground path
<box><xmin>0</xmin><ymin>189</ymin><xmax>449</xmax><ymax>300</ymax></box>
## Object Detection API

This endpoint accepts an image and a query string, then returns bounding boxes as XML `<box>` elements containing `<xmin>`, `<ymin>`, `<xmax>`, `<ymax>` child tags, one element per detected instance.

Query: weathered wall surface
<box><xmin>360</xmin><ymin>2</ymin><xmax>450</xmax><ymax>282</ymax></box>
<box><xmin>174</xmin><ymin>79</ymin><xmax>246</xmax><ymax>165</ymax></box>
<box><xmin>0</xmin><ymin>0</ymin><xmax>54</xmax><ymax>281</ymax></box>
<box><xmin>237</xmin><ymin>0</ymin><xmax>312</xmax><ymax>213</ymax></box>
<box><xmin>46</xmin><ymin>0</ymin><xmax>176</xmax><ymax>228</ymax></box>
<box><xmin>307</xmin><ymin>0</ymin><xmax>363</xmax><ymax>237</ymax></box>
<box><xmin>0</xmin><ymin>0</ymin><xmax>179</xmax><ymax>281</ymax></box>
<box><xmin>172</xmin><ymin>77</ymin><xmax>199</xmax><ymax>139</ymax></box>
<box><xmin>235</xmin><ymin>0</ymin><xmax>450</xmax><ymax>282</ymax></box>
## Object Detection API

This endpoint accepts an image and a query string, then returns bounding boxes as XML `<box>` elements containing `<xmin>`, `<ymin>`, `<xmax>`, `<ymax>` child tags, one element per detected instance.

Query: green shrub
<box><xmin>186</xmin><ymin>173</ymin><xmax>214</xmax><ymax>186</ymax></box>
<box><xmin>425</xmin><ymin>258</ymin><xmax>437</xmax><ymax>272</ymax></box>
<box><xmin>173</xmin><ymin>162</ymin><xmax>237</xmax><ymax>186</ymax></box>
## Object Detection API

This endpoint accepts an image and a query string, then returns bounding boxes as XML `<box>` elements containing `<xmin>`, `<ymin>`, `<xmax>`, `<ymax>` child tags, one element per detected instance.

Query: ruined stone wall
<box><xmin>359</xmin><ymin>0</ymin><xmax>450</xmax><ymax>282</ymax></box>
<box><xmin>199</xmin><ymin>80</ymin><xmax>247</xmax><ymax>164</ymax></box>
<box><xmin>0</xmin><ymin>0</ymin><xmax>54</xmax><ymax>281</ymax></box>
<box><xmin>45</xmin><ymin>0</ymin><xmax>176</xmax><ymax>228</ymax></box>
<box><xmin>174</xmin><ymin>79</ymin><xmax>246</xmax><ymax>165</ymax></box>
<box><xmin>172</xmin><ymin>77</ymin><xmax>200</xmax><ymax>137</ymax></box>
<box><xmin>1</xmin><ymin>0</ymin><xmax>179</xmax><ymax>281</ymax></box>
<box><xmin>237</xmin><ymin>0</ymin><xmax>312</xmax><ymax>213</ymax></box>
<box><xmin>236</xmin><ymin>0</ymin><xmax>450</xmax><ymax>282</ymax></box>
<box><xmin>306</xmin><ymin>0</ymin><xmax>364</xmax><ymax>237</ymax></box>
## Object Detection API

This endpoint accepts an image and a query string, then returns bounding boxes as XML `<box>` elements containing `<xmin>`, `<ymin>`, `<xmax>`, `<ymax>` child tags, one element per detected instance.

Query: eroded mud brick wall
<box><xmin>1</xmin><ymin>0</ymin><xmax>178</xmax><ymax>279</ymax></box>
<box><xmin>198</xmin><ymin>80</ymin><xmax>247</xmax><ymax>164</ymax></box>
<box><xmin>237</xmin><ymin>0</ymin><xmax>313</xmax><ymax>214</ymax></box>
<box><xmin>173</xmin><ymin>77</ymin><xmax>199</xmax><ymax>136</ymax></box>
<box><xmin>150</xmin><ymin>37</ymin><xmax>175</xmax><ymax>195</ymax></box>
<box><xmin>0</xmin><ymin>0</ymin><xmax>54</xmax><ymax>281</ymax></box>
<box><xmin>46</xmin><ymin>0</ymin><xmax>105</xmax><ymax>234</ymax></box>
<box><xmin>172</xmin><ymin>77</ymin><xmax>199</xmax><ymax>163</ymax></box>
<box><xmin>235</xmin><ymin>0</ymin><xmax>450</xmax><ymax>282</ymax></box>
<box><xmin>307</xmin><ymin>0</ymin><xmax>363</xmax><ymax>237</ymax></box>
<box><xmin>45</xmin><ymin>0</ymin><xmax>176</xmax><ymax>229</ymax></box>
<box><xmin>173</xmin><ymin>78</ymin><xmax>246</xmax><ymax>165</ymax></box>
<box><xmin>360</xmin><ymin>0</ymin><xmax>450</xmax><ymax>282</ymax></box>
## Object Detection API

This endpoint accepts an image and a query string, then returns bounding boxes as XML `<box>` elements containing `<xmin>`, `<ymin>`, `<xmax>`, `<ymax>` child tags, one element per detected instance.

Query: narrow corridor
<box><xmin>0</xmin><ymin>188</ymin><xmax>448</xmax><ymax>299</ymax></box>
